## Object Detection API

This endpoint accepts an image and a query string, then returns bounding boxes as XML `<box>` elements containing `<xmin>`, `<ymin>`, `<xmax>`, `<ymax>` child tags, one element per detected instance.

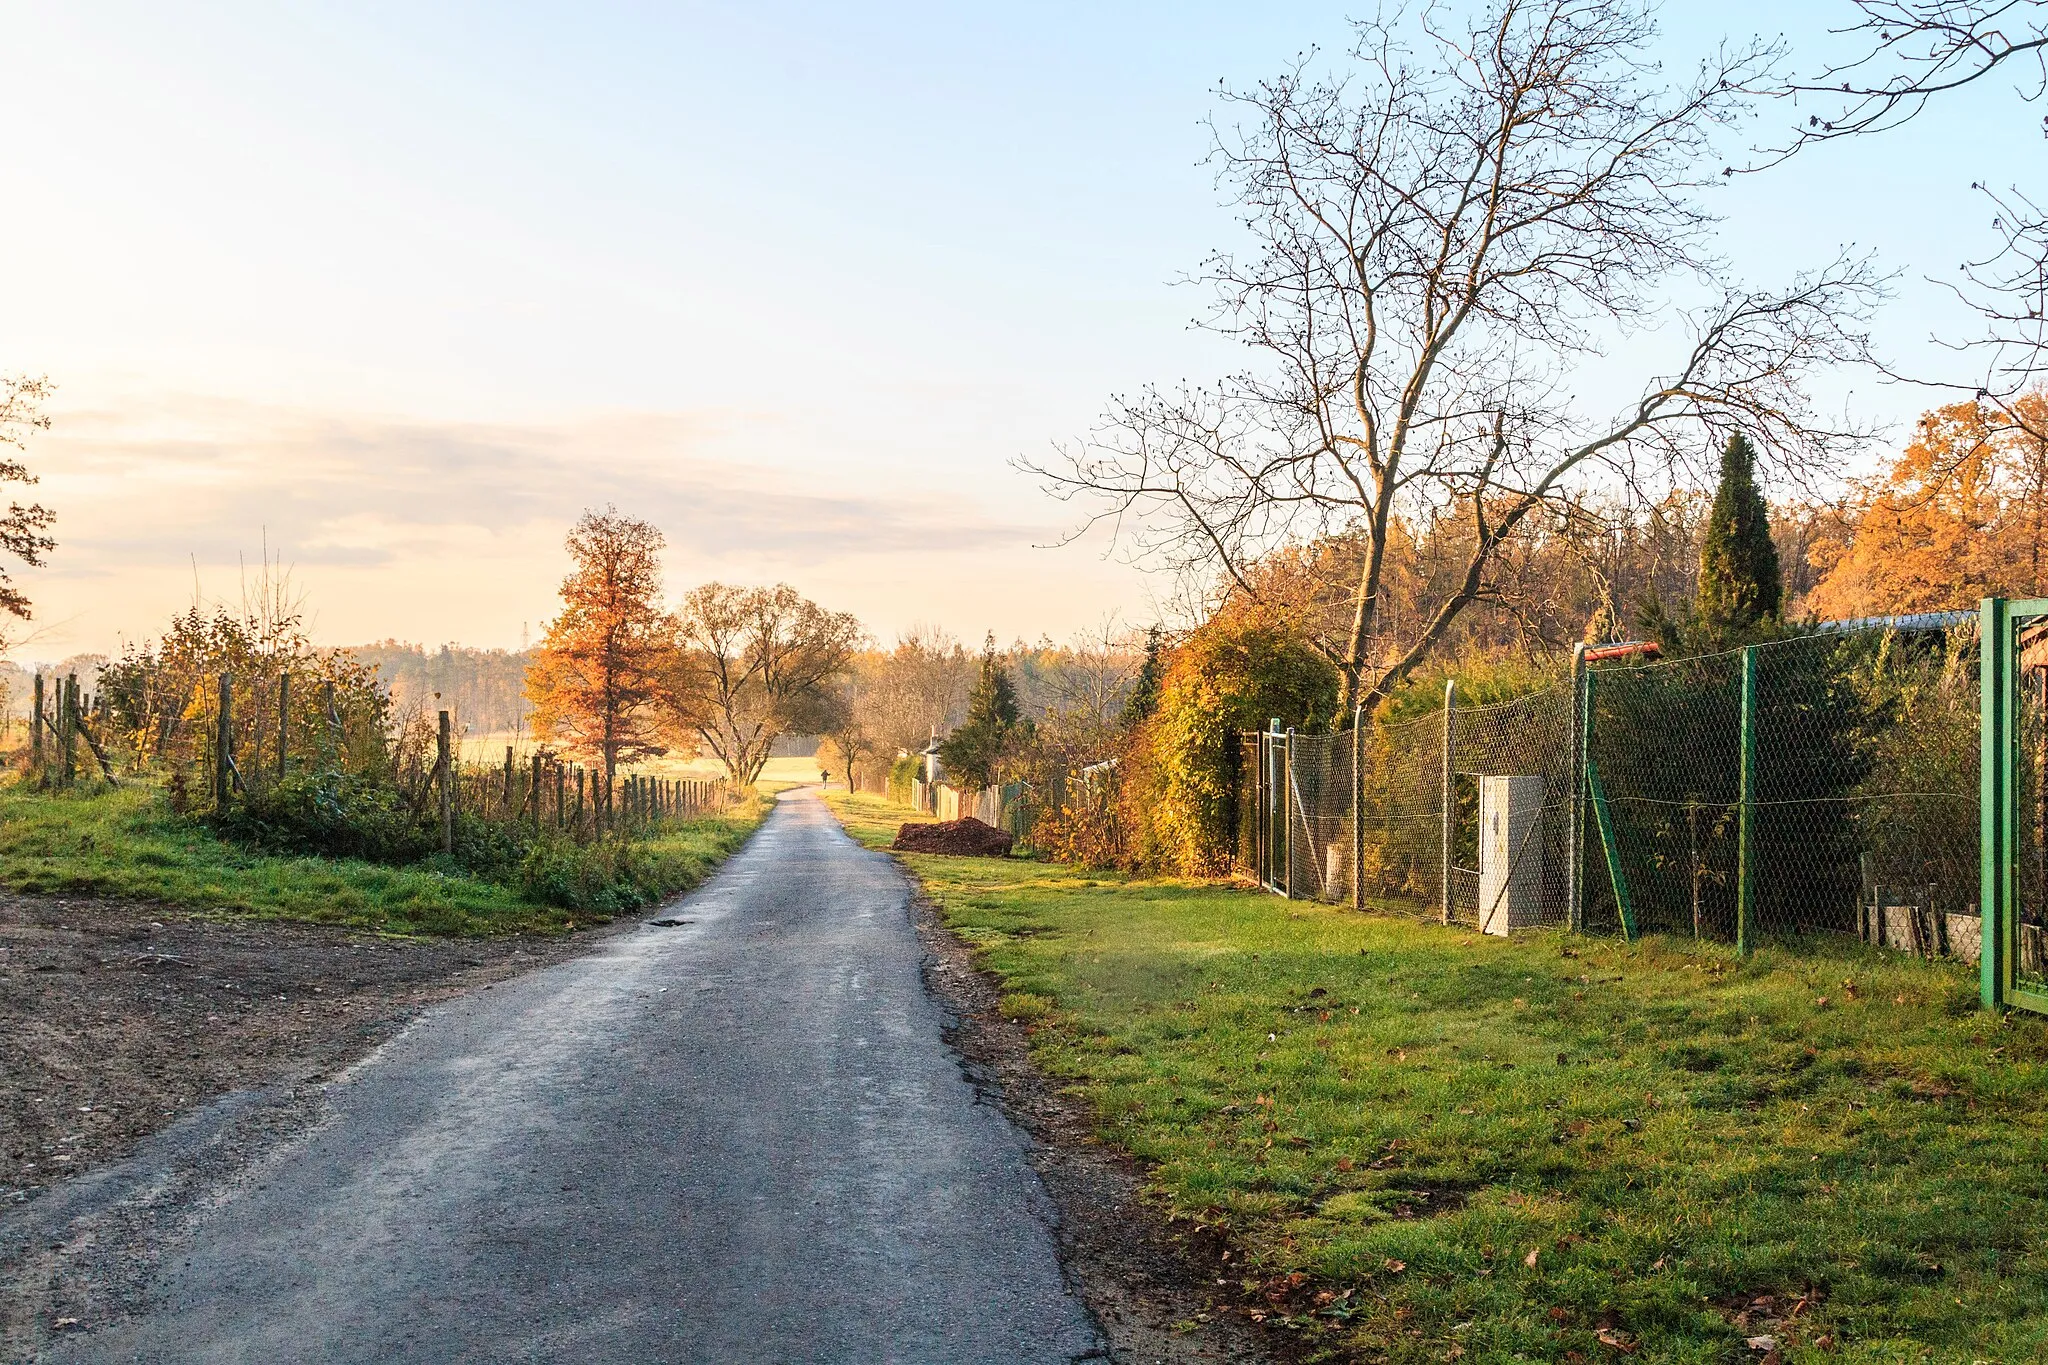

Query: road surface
<box><xmin>52</xmin><ymin>790</ymin><xmax>1105</xmax><ymax>1364</ymax></box>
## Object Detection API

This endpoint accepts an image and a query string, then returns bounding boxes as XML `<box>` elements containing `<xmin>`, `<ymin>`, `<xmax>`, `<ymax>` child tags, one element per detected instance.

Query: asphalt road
<box><xmin>53</xmin><ymin>791</ymin><xmax>1105</xmax><ymax>1364</ymax></box>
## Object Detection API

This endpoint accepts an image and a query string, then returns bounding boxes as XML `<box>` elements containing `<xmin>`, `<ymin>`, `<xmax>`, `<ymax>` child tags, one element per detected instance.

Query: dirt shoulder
<box><xmin>0</xmin><ymin>894</ymin><xmax>621</xmax><ymax>1354</ymax></box>
<box><xmin>908</xmin><ymin>886</ymin><xmax>1297</xmax><ymax>1365</ymax></box>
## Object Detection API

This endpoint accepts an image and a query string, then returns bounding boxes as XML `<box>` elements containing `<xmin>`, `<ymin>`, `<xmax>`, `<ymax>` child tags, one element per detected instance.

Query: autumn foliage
<box><xmin>525</xmin><ymin>509</ymin><xmax>675</xmax><ymax>784</ymax></box>
<box><xmin>1808</xmin><ymin>395</ymin><xmax>2048</xmax><ymax>617</ymax></box>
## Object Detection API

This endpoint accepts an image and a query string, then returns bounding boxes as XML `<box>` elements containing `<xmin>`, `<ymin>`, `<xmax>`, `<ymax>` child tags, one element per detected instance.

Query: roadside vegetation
<box><xmin>829</xmin><ymin>789</ymin><xmax>2048</xmax><ymax>1363</ymax></box>
<box><xmin>0</xmin><ymin>781</ymin><xmax>766</xmax><ymax>936</ymax></box>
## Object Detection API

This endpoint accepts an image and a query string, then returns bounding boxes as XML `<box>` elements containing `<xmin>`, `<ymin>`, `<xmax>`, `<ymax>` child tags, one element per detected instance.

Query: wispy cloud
<box><xmin>42</xmin><ymin>395</ymin><xmax>1036</xmax><ymax>568</ymax></box>
<box><xmin>14</xmin><ymin>391</ymin><xmax>1147</xmax><ymax>656</ymax></box>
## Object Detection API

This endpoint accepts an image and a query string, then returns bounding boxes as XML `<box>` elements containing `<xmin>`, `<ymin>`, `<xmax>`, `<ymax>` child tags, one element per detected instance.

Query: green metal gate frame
<box><xmin>1982</xmin><ymin>596</ymin><xmax>2048</xmax><ymax>1013</ymax></box>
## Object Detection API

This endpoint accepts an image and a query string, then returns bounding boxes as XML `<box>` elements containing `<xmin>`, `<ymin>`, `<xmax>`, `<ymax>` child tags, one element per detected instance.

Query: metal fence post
<box><xmin>1351</xmin><ymin>702</ymin><xmax>1366</xmax><ymax>912</ymax></box>
<box><xmin>1737</xmin><ymin>645</ymin><xmax>1758</xmax><ymax>957</ymax></box>
<box><xmin>1440</xmin><ymin>679</ymin><xmax>1456</xmax><ymax>925</ymax></box>
<box><xmin>1568</xmin><ymin>644</ymin><xmax>1587</xmax><ymax>933</ymax></box>
<box><xmin>1982</xmin><ymin>596</ymin><xmax>2012</xmax><ymax>1008</ymax></box>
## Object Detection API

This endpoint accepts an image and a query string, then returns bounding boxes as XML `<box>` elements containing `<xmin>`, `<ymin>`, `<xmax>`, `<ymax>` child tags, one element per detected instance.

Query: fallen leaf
<box><xmin>1747</xmin><ymin>1336</ymin><xmax>1778</xmax><ymax>1353</ymax></box>
<box><xmin>1596</xmin><ymin>1327</ymin><xmax>1635</xmax><ymax>1352</ymax></box>
<box><xmin>1384</xmin><ymin>1258</ymin><xmax>1406</xmax><ymax>1274</ymax></box>
<box><xmin>1524</xmin><ymin>1247</ymin><xmax>1540</xmax><ymax>1268</ymax></box>
<box><xmin>1815</xmin><ymin>996</ymin><xmax>1829</xmax><ymax>1008</ymax></box>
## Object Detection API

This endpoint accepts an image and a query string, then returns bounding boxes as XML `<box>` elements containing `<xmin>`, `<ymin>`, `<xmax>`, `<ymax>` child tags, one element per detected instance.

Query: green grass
<box><xmin>826</xmin><ymin>790</ymin><xmax>2048</xmax><ymax>1364</ymax></box>
<box><xmin>0</xmin><ymin>782</ymin><xmax>767</xmax><ymax>936</ymax></box>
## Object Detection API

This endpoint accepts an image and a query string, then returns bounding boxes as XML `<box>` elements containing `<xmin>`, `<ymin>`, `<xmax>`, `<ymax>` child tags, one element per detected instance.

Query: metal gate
<box><xmin>1982</xmin><ymin>596</ymin><xmax>2048</xmax><ymax>1013</ymax></box>
<box><xmin>1245</xmin><ymin>723</ymin><xmax>1290</xmax><ymax>894</ymax></box>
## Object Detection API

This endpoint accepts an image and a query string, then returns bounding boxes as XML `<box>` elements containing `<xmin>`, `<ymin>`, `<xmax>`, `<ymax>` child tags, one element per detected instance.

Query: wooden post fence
<box><xmin>437</xmin><ymin>710</ymin><xmax>454</xmax><ymax>855</ymax></box>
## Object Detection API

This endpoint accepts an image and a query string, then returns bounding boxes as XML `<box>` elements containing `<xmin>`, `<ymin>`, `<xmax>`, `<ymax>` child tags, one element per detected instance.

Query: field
<box><xmin>454</xmin><ymin>731</ymin><xmax>822</xmax><ymax>789</ymax></box>
<box><xmin>0</xmin><ymin>782</ymin><xmax>768</xmax><ymax>936</ymax></box>
<box><xmin>827</xmin><ymin>790</ymin><xmax>2048</xmax><ymax>1364</ymax></box>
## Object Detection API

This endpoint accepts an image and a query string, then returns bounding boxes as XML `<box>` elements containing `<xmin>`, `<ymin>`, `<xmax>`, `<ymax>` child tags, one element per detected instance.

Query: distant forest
<box><xmin>347</xmin><ymin>641</ymin><xmax>533</xmax><ymax>736</ymax></box>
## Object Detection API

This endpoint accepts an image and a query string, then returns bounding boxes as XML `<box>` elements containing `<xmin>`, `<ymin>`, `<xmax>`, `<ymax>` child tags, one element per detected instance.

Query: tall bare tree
<box><xmin>525</xmin><ymin>508</ymin><xmax>675</xmax><ymax>787</ymax></box>
<box><xmin>666</xmin><ymin>583</ymin><xmax>863</xmax><ymax>785</ymax></box>
<box><xmin>1030</xmin><ymin>0</ymin><xmax>1879</xmax><ymax>716</ymax></box>
<box><xmin>1778</xmin><ymin>2</ymin><xmax>2048</xmax><ymax>428</ymax></box>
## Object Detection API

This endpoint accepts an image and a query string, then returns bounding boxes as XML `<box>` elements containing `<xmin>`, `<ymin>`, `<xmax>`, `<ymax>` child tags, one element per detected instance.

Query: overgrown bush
<box><xmin>887</xmin><ymin>754</ymin><xmax>921</xmax><ymax>805</ymax></box>
<box><xmin>1127</xmin><ymin>601</ymin><xmax>1339</xmax><ymax>877</ymax></box>
<box><xmin>213</xmin><ymin>769</ymin><xmax>433</xmax><ymax>864</ymax></box>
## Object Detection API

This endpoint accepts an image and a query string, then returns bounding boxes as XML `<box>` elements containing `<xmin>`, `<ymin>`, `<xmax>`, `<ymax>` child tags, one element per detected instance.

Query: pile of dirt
<box><xmin>891</xmin><ymin>818</ymin><xmax>1014</xmax><ymax>857</ymax></box>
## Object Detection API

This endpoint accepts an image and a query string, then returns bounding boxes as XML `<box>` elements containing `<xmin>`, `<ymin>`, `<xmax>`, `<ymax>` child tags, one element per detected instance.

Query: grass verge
<box><xmin>0</xmin><ymin>782</ymin><xmax>768</xmax><ymax>936</ymax></box>
<box><xmin>826</xmin><ymin>789</ymin><xmax>2048</xmax><ymax>1364</ymax></box>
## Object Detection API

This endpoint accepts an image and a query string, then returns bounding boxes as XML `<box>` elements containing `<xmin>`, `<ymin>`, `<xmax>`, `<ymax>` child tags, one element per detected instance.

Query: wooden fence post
<box><xmin>531</xmin><ymin>753</ymin><xmax>543</xmax><ymax>833</ymax></box>
<box><xmin>60</xmin><ymin>675</ymin><xmax>76</xmax><ymax>788</ymax></box>
<box><xmin>216</xmin><ymin>672</ymin><xmax>234</xmax><ymax>809</ymax></box>
<box><xmin>555</xmin><ymin>762</ymin><xmax>565</xmax><ymax>829</ymax></box>
<box><xmin>277</xmin><ymin>672</ymin><xmax>290</xmax><ymax>784</ymax></box>
<box><xmin>438</xmin><ymin>710</ymin><xmax>453</xmax><ymax>855</ymax></box>
<box><xmin>30</xmin><ymin>673</ymin><xmax>42</xmax><ymax>772</ymax></box>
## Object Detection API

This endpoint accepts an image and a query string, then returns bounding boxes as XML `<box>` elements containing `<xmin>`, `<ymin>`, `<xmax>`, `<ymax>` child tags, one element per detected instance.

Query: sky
<box><xmin>0</xmin><ymin>1</ymin><xmax>2036</xmax><ymax>661</ymax></box>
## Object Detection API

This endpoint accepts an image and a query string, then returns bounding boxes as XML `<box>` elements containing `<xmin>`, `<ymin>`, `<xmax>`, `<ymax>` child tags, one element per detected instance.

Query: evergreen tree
<box><xmin>1119</xmin><ymin>625</ymin><xmax>1165</xmax><ymax>729</ymax></box>
<box><xmin>1697</xmin><ymin>432</ymin><xmax>1783</xmax><ymax>635</ymax></box>
<box><xmin>938</xmin><ymin>634</ymin><xmax>1022</xmax><ymax>790</ymax></box>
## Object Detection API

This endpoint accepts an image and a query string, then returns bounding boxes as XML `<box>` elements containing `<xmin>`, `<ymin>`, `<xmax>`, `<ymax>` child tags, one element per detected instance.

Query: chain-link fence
<box><xmin>1239</xmin><ymin>619</ymin><xmax>1984</xmax><ymax>965</ymax></box>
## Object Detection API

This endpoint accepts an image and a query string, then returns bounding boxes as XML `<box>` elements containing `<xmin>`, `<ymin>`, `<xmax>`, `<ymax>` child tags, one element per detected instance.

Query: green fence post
<box><xmin>1568</xmin><ymin>644</ymin><xmax>1587</xmax><ymax>934</ymax></box>
<box><xmin>1581</xmin><ymin>666</ymin><xmax>1637</xmax><ymax>941</ymax></box>
<box><xmin>1982</xmin><ymin>596</ymin><xmax>2011</xmax><ymax>1008</ymax></box>
<box><xmin>1351</xmin><ymin>703</ymin><xmax>1366</xmax><ymax>912</ymax></box>
<box><xmin>1737</xmin><ymin>645</ymin><xmax>1758</xmax><ymax>958</ymax></box>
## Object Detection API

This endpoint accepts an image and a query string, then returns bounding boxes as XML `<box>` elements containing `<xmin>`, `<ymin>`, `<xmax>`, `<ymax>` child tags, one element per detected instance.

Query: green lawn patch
<box><xmin>0</xmin><ymin>783</ymin><xmax>767</xmax><ymax>937</ymax></box>
<box><xmin>825</xmin><ymin>791</ymin><xmax>2048</xmax><ymax>1364</ymax></box>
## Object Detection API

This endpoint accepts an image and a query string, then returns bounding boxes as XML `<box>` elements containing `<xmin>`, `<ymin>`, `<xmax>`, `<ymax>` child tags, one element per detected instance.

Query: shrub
<box><xmin>214</xmin><ymin>769</ymin><xmax>433</xmax><ymax>864</ymax></box>
<box><xmin>1129</xmin><ymin>602</ymin><xmax>1339</xmax><ymax>876</ymax></box>
<box><xmin>887</xmin><ymin>754</ymin><xmax>921</xmax><ymax>805</ymax></box>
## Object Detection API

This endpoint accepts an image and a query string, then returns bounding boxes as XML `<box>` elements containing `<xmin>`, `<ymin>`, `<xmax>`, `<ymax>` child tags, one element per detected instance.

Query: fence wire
<box><xmin>1240</xmin><ymin>621</ymin><xmax>1985</xmax><ymax>964</ymax></box>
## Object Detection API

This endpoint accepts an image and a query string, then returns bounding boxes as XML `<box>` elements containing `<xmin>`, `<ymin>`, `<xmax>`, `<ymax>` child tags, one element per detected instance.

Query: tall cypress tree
<box><xmin>1120</xmin><ymin>625</ymin><xmax>1165</xmax><ymax>729</ymax></box>
<box><xmin>1697</xmin><ymin>431</ymin><xmax>1783</xmax><ymax>634</ymax></box>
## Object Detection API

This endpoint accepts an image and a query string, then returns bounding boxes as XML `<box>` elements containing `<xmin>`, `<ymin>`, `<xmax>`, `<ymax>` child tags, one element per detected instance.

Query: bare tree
<box><xmin>1029</xmin><ymin>0</ymin><xmax>1880</xmax><ymax>715</ymax></box>
<box><xmin>666</xmin><ymin>583</ymin><xmax>863</xmax><ymax>786</ymax></box>
<box><xmin>1779</xmin><ymin>3</ymin><xmax>2048</xmax><ymax>418</ymax></box>
<box><xmin>0</xmin><ymin>375</ymin><xmax>57</xmax><ymax>633</ymax></box>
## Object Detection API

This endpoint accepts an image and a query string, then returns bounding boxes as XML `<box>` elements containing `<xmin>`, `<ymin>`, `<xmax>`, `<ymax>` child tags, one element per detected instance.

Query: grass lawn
<box><xmin>826</xmin><ymin>789</ymin><xmax>2048</xmax><ymax>1364</ymax></box>
<box><xmin>0</xmin><ymin>782</ymin><xmax>768</xmax><ymax>937</ymax></box>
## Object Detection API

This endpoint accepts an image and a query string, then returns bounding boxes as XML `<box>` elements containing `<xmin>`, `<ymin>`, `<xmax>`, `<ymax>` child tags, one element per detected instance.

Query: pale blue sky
<box><xmin>0</xmin><ymin>2</ymin><xmax>2034</xmax><ymax>654</ymax></box>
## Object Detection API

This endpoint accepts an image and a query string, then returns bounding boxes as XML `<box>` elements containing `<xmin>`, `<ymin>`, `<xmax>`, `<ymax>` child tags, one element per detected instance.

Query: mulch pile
<box><xmin>892</xmin><ymin>818</ymin><xmax>1014</xmax><ymax>857</ymax></box>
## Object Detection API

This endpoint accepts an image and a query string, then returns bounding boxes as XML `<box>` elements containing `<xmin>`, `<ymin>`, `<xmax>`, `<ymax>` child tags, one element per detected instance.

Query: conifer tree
<box><xmin>1697</xmin><ymin>432</ymin><xmax>1783</xmax><ymax>634</ymax></box>
<box><xmin>1119</xmin><ymin>625</ymin><xmax>1165</xmax><ymax>729</ymax></box>
<box><xmin>938</xmin><ymin>634</ymin><xmax>1021</xmax><ymax>790</ymax></box>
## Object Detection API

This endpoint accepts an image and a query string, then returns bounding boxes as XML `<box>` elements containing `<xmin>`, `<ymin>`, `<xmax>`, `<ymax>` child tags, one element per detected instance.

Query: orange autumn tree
<box><xmin>1809</xmin><ymin>394</ymin><xmax>2048</xmax><ymax>617</ymax></box>
<box><xmin>525</xmin><ymin>508</ymin><xmax>675</xmax><ymax>788</ymax></box>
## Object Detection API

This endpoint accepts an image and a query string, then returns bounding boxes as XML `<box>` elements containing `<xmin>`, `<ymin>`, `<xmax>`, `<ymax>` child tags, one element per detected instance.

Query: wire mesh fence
<box><xmin>1239</xmin><ymin>619</ymin><xmax>1986</xmax><ymax>966</ymax></box>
